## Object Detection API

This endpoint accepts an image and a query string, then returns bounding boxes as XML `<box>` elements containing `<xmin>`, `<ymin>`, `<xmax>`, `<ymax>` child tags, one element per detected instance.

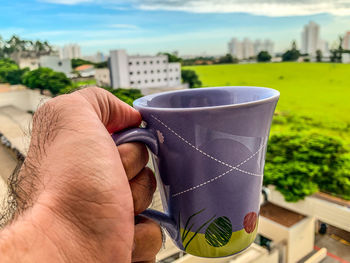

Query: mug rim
<box><xmin>133</xmin><ymin>86</ymin><xmax>280</xmax><ymax>111</ymax></box>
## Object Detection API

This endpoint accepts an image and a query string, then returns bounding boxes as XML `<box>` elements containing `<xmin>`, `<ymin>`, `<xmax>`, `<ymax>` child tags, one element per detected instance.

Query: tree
<box><xmin>330</xmin><ymin>36</ymin><xmax>344</xmax><ymax>63</ymax></box>
<box><xmin>104</xmin><ymin>87</ymin><xmax>143</xmax><ymax>106</ymax></box>
<box><xmin>218</xmin><ymin>53</ymin><xmax>237</xmax><ymax>64</ymax></box>
<box><xmin>158</xmin><ymin>52</ymin><xmax>183</xmax><ymax>63</ymax></box>
<box><xmin>0</xmin><ymin>35</ymin><xmax>53</xmax><ymax>59</ymax></box>
<box><xmin>264</xmin><ymin>132</ymin><xmax>350</xmax><ymax>202</ymax></box>
<box><xmin>22</xmin><ymin>67</ymin><xmax>71</xmax><ymax>95</ymax></box>
<box><xmin>0</xmin><ymin>59</ymin><xmax>28</xmax><ymax>84</ymax></box>
<box><xmin>257</xmin><ymin>51</ymin><xmax>272</xmax><ymax>62</ymax></box>
<box><xmin>71</xmin><ymin>58</ymin><xmax>94</xmax><ymax>68</ymax></box>
<box><xmin>71</xmin><ymin>58</ymin><xmax>108</xmax><ymax>69</ymax></box>
<box><xmin>282</xmin><ymin>41</ymin><xmax>300</xmax><ymax>62</ymax></box>
<box><xmin>316</xmin><ymin>50</ymin><xmax>322</xmax><ymax>62</ymax></box>
<box><xmin>181</xmin><ymin>69</ymin><xmax>202</xmax><ymax>88</ymax></box>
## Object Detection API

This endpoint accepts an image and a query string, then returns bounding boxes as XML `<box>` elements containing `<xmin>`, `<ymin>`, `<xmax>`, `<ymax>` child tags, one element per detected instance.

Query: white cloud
<box><xmin>39</xmin><ymin>0</ymin><xmax>350</xmax><ymax>16</ymax></box>
<box><xmin>137</xmin><ymin>0</ymin><xmax>350</xmax><ymax>16</ymax></box>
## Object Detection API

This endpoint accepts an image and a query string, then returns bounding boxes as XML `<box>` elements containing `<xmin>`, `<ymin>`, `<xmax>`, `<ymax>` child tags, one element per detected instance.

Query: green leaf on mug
<box><xmin>205</xmin><ymin>216</ymin><xmax>233</xmax><ymax>247</ymax></box>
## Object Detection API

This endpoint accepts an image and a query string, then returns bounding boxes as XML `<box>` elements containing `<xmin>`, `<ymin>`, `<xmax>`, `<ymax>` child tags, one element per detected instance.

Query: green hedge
<box><xmin>264</xmin><ymin>132</ymin><xmax>350</xmax><ymax>202</ymax></box>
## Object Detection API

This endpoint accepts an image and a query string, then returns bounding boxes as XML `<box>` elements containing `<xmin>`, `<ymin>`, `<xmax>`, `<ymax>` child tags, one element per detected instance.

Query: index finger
<box><xmin>74</xmin><ymin>87</ymin><xmax>142</xmax><ymax>133</ymax></box>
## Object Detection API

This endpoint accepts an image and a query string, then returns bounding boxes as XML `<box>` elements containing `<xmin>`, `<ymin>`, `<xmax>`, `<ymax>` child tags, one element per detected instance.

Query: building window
<box><xmin>175</xmin><ymin>68</ymin><xmax>178</xmax><ymax>71</ymax></box>
<box><xmin>144</xmin><ymin>70</ymin><xmax>147</xmax><ymax>74</ymax></box>
<box><xmin>157</xmin><ymin>60</ymin><xmax>159</xmax><ymax>64</ymax></box>
<box><xmin>129</xmin><ymin>62</ymin><xmax>132</xmax><ymax>66</ymax></box>
<box><xmin>144</xmin><ymin>61</ymin><xmax>147</xmax><ymax>65</ymax></box>
<box><xmin>138</xmin><ymin>80</ymin><xmax>141</xmax><ymax>84</ymax></box>
<box><xmin>163</xmin><ymin>60</ymin><xmax>166</xmax><ymax>63</ymax></box>
<box><xmin>157</xmin><ymin>69</ymin><xmax>160</xmax><ymax>73</ymax></box>
<box><xmin>164</xmin><ymin>78</ymin><xmax>167</xmax><ymax>81</ymax></box>
<box><xmin>170</xmin><ymin>77</ymin><xmax>173</xmax><ymax>80</ymax></box>
<box><xmin>164</xmin><ymin>69</ymin><xmax>167</xmax><ymax>73</ymax></box>
<box><xmin>150</xmin><ymin>61</ymin><xmax>153</xmax><ymax>64</ymax></box>
<box><xmin>151</xmin><ymin>70</ymin><xmax>154</xmax><ymax>74</ymax></box>
<box><xmin>58</xmin><ymin>61</ymin><xmax>62</xmax><ymax>66</ymax></box>
<box><xmin>158</xmin><ymin>79</ymin><xmax>161</xmax><ymax>82</ymax></box>
<box><xmin>130</xmin><ymin>81</ymin><xmax>134</xmax><ymax>84</ymax></box>
<box><xmin>130</xmin><ymin>71</ymin><xmax>133</xmax><ymax>75</ymax></box>
<box><xmin>170</xmin><ymin>69</ymin><xmax>173</xmax><ymax>72</ymax></box>
<box><xmin>136</xmin><ymin>61</ymin><xmax>140</xmax><ymax>65</ymax></box>
<box><xmin>137</xmin><ymin>71</ymin><xmax>140</xmax><ymax>74</ymax></box>
<box><xmin>176</xmin><ymin>77</ymin><xmax>179</xmax><ymax>80</ymax></box>
<box><xmin>145</xmin><ymin>80</ymin><xmax>148</xmax><ymax>83</ymax></box>
<box><xmin>151</xmin><ymin>79</ymin><xmax>154</xmax><ymax>82</ymax></box>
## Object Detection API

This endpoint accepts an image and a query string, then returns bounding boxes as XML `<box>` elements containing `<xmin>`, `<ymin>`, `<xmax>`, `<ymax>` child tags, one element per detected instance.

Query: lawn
<box><xmin>184</xmin><ymin>63</ymin><xmax>350</xmax><ymax>125</ymax></box>
<box><xmin>185</xmin><ymin>62</ymin><xmax>350</xmax><ymax>201</ymax></box>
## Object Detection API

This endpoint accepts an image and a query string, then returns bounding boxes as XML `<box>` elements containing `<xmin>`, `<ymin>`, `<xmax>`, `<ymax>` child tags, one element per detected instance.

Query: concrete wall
<box><xmin>267</xmin><ymin>186</ymin><xmax>350</xmax><ymax>232</ymax></box>
<box><xmin>287</xmin><ymin>217</ymin><xmax>315</xmax><ymax>263</ymax></box>
<box><xmin>258</xmin><ymin>214</ymin><xmax>315</xmax><ymax>263</ymax></box>
<box><xmin>110</xmin><ymin>50</ymin><xmax>130</xmax><ymax>89</ymax></box>
<box><xmin>95</xmin><ymin>68</ymin><xmax>111</xmax><ymax>87</ymax></box>
<box><xmin>39</xmin><ymin>56</ymin><xmax>72</xmax><ymax>75</ymax></box>
<box><xmin>0</xmin><ymin>89</ymin><xmax>50</xmax><ymax>112</ymax></box>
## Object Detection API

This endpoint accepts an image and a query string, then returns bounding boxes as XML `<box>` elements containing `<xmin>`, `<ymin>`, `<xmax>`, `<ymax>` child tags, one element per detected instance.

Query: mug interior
<box><xmin>134</xmin><ymin>86</ymin><xmax>279</xmax><ymax>109</ymax></box>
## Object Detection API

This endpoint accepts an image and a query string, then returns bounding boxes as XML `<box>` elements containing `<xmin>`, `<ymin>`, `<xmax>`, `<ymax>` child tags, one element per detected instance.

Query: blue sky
<box><xmin>1</xmin><ymin>0</ymin><xmax>350</xmax><ymax>56</ymax></box>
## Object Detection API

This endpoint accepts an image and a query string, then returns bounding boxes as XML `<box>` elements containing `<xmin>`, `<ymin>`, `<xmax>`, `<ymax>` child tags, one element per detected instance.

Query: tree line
<box><xmin>0</xmin><ymin>35</ymin><xmax>53</xmax><ymax>58</ymax></box>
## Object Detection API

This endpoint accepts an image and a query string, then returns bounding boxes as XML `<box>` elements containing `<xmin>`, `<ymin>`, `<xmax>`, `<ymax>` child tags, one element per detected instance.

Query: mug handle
<box><xmin>112</xmin><ymin>128</ymin><xmax>178</xmax><ymax>240</ymax></box>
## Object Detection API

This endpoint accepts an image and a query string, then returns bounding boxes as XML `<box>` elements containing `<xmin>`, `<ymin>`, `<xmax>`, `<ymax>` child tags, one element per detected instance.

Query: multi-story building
<box><xmin>60</xmin><ymin>44</ymin><xmax>81</xmax><ymax>59</ymax></box>
<box><xmin>301</xmin><ymin>21</ymin><xmax>320</xmax><ymax>56</ymax></box>
<box><xmin>109</xmin><ymin>50</ymin><xmax>181</xmax><ymax>92</ymax></box>
<box><xmin>229</xmin><ymin>38</ymin><xmax>274</xmax><ymax>60</ymax></box>
<box><xmin>259</xmin><ymin>39</ymin><xmax>274</xmax><ymax>56</ymax></box>
<box><xmin>343</xmin><ymin>31</ymin><xmax>350</xmax><ymax>50</ymax></box>
<box><xmin>83</xmin><ymin>52</ymin><xmax>107</xmax><ymax>63</ymax></box>
<box><xmin>228</xmin><ymin>38</ymin><xmax>244</xmax><ymax>59</ymax></box>
<box><xmin>242</xmin><ymin>38</ymin><xmax>255</xmax><ymax>59</ymax></box>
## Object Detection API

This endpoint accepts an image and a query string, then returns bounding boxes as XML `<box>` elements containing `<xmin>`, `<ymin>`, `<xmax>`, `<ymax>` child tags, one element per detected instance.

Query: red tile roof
<box><xmin>75</xmin><ymin>64</ymin><xmax>94</xmax><ymax>71</ymax></box>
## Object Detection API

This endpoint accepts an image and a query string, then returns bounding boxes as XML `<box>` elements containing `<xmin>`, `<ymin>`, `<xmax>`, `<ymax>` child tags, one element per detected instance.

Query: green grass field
<box><xmin>184</xmin><ymin>63</ymin><xmax>350</xmax><ymax>124</ymax></box>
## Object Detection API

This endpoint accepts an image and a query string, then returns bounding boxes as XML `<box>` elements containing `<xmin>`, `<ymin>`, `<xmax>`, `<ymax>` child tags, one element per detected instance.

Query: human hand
<box><xmin>0</xmin><ymin>87</ymin><xmax>162</xmax><ymax>262</ymax></box>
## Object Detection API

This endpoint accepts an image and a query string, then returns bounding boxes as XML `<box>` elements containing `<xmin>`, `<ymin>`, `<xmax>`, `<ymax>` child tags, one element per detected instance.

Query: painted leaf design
<box><xmin>205</xmin><ymin>216</ymin><xmax>232</xmax><ymax>247</ymax></box>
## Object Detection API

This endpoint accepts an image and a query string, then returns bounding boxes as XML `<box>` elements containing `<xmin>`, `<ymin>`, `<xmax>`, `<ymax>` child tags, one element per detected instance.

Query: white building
<box><xmin>228</xmin><ymin>38</ymin><xmax>244</xmax><ymax>59</ymax></box>
<box><xmin>83</xmin><ymin>52</ymin><xmax>106</xmax><ymax>63</ymax></box>
<box><xmin>229</xmin><ymin>38</ymin><xmax>274</xmax><ymax>60</ymax></box>
<box><xmin>39</xmin><ymin>56</ymin><xmax>72</xmax><ymax>75</ymax></box>
<box><xmin>301</xmin><ymin>21</ymin><xmax>320</xmax><ymax>56</ymax></box>
<box><xmin>255</xmin><ymin>39</ymin><xmax>274</xmax><ymax>56</ymax></box>
<box><xmin>60</xmin><ymin>44</ymin><xmax>81</xmax><ymax>59</ymax></box>
<box><xmin>343</xmin><ymin>31</ymin><xmax>350</xmax><ymax>50</ymax></box>
<box><xmin>243</xmin><ymin>38</ymin><xmax>255</xmax><ymax>59</ymax></box>
<box><xmin>109</xmin><ymin>50</ymin><xmax>181</xmax><ymax>92</ymax></box>
<box><xmin>17</xmin><ymin>57</ymin><xmax>40</xmax><ymax>71</ymax></box>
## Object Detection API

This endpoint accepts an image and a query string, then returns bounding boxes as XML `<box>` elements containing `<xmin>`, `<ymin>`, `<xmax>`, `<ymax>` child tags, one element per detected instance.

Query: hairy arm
<box><xmin>0</xmin><ymin>88</ymin><xmax>161</xmax><ymax>263</ymax></box>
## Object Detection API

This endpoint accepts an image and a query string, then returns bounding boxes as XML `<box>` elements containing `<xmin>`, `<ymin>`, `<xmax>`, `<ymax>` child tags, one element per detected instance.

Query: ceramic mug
<box><xmin>113</xmin><ymin>86</ymin><xmax>279</xmax><ymax>258</ymax></box>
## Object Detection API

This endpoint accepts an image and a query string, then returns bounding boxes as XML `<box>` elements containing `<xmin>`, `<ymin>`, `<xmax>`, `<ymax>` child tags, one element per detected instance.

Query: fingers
<box><xmin>118</xmin><ymin>142</ymin><xmax>149</xmax><ymax>180</ymax></box>
<box><xmin>129</xmin><ymin>167</ymin><xmax>157</xmax><ymax>215</ymax></box>
<box><xmin>74</xmin><ymin>87</ymin><xmax>142</xmax><ymax>133</ymax></box>
<box><xmin>132</xmin><ymin>217</ymin><xmax>162</xmax><ymax>263</ymax></box>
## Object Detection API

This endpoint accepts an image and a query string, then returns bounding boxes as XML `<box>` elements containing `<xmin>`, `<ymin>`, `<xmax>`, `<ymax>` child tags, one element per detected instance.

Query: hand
<box><xmin>0</xmin><ymin>87</ymin><xmax>162</xmax><ymax>262</ymax></box>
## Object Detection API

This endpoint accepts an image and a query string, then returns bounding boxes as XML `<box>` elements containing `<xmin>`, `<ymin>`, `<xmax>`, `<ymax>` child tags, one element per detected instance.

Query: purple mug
<box><xmin>113</xmin><ymin>86</ymin><xmax>279</xmax><ymax>258</ymax></box>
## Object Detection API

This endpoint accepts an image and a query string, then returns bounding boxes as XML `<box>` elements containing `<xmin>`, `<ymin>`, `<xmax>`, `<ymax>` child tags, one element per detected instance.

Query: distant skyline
<box><xmin>1</xmin><ymin>0</ymin><xmax>350</xmax><ymax>56</ymax></box>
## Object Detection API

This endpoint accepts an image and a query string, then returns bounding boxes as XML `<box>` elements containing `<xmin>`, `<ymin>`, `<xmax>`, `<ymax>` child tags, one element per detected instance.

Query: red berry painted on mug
<box><xmin>243</xmin><ymin>212</ymin><xmax>258</xmax><ymax>233</ymax></box>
